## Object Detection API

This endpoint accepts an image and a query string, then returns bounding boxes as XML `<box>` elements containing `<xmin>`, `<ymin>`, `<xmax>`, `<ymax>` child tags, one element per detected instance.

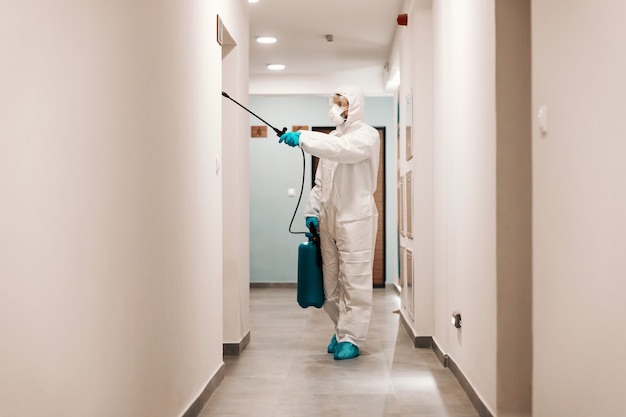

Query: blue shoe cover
<box><xmin>333</xmin><ymin>342</ymin><xmax>359</xmax><ymax>360</ymax></box>
<box><xmin>327</xmin><ymin>334</ymin><xmax>338</xmax><ymax>353</ymax></box>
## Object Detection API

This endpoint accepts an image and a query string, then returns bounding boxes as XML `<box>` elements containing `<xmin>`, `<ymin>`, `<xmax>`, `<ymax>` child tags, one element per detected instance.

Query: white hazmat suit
<box><xmin>298</xmin><ymin>85</ymin><xmax>380</xmax><ymax>349</ymax></box>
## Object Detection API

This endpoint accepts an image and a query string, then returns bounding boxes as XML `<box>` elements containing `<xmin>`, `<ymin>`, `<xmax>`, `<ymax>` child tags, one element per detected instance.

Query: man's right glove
<box><xmin>279</xmin><ymin>131</ymin><xmax>300</xmax><ymax>147</ymax></box>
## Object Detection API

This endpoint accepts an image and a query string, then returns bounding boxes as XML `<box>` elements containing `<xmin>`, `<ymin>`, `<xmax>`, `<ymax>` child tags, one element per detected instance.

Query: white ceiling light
<box><xmin>267</xmin><ymin>64</ymin><xmax>285</xmax><ymax>71</ymax></box>
<box><xmin>256</xmin><ymin>36</ymin><xmax>277</xmax><ymax>44</ymax></box>
<box><xmin>248</xmin><ymin>0</ymin><xmax>259</xmax><ymax>3</ymax></box>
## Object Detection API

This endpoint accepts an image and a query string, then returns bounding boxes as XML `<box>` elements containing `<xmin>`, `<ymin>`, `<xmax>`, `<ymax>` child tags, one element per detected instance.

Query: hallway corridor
<box><xmin>199</xmin><ymin>287</ymin><xmax>478</xmax><ymax>417</ymax></box>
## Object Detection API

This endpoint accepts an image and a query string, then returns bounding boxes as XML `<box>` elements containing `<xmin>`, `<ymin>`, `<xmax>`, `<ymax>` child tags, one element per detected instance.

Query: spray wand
<box><xmin>221</xmin><ymin>91</ymin><xmax>287</xmax><ymax>138</ymax></box>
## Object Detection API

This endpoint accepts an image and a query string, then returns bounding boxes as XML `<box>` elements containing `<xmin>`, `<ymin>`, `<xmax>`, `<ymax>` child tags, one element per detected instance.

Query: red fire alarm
<box><xmin>397</xmin><ymin>13</ymin><xmax>408</xmax><ymax>26</ymax></box>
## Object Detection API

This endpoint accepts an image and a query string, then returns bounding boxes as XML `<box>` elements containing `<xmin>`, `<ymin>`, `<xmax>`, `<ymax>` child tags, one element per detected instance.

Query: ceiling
<box><xmin>248</xmin><ymin>0</ymin><xmax>403</xmax><ymax>93</ymax></box>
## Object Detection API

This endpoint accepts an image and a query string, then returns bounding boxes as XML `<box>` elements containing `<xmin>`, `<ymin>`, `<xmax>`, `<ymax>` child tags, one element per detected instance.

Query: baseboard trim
<box><xmin>431</xmin><ymin>338</ymin><xmax>448</xmax><ymax>367</ymax></box>
<box><xmin>181</xmin><ymin>363</ymin><xmax>225</xmax><ymax>417</ymax></box>
<box><xmin>446</xmin><ymin>355</ymin><xmax>494</xmax><ymax>417</ymax></box>
<box><xmin>250</xmin><ymin>282</ymin><xmax>297</xmax><ymax>288</ymax></box>
<box><xmin>415</xmin><ymin>336</ymin><xmax>432</xmax><ymax>349</ymax></box>
<box><xmin>223</xmin><ymin>330</ymin><xmax>251</xmax><ymax>356</ymax></box>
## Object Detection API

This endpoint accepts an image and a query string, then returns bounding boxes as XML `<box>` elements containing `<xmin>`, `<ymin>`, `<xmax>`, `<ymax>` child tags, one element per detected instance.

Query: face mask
<box><xmin>328</xmin><ymin>105</ymin><xmax>347</xmax><ymax>126</ymax></box>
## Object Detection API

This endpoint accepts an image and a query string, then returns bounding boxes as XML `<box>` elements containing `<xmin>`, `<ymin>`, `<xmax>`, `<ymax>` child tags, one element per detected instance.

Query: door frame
<box><xmin>310</xmin><ymin>126</ymin><xmax>387</xmax><ymax>288</ymax></box>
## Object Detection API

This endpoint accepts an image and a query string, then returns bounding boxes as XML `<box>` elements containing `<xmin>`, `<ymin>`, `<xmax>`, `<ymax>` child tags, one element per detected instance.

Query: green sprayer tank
<box><xmin>297</xmin><ymin>224</ymin><xmax>324</xmax><ymax>308</ymax></box>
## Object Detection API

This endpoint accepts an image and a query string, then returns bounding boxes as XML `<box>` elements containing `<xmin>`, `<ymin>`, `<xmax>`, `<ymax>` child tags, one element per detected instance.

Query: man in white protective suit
<box><xmin>279</xmin><ymin>85</ymin><xmax>380</xmax><ymax>360</ymax></box>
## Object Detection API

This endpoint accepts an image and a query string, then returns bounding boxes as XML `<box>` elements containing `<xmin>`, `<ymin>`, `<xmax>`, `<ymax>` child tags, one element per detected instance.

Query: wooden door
<box><xmin>311</xmin><ymin>127</ymin><xmax>386</xmax><ymax>288</ymax></box>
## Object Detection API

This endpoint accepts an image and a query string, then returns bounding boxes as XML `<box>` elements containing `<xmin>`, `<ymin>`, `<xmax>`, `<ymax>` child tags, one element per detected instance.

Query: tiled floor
<box><xmin>199</xmin><ymin>286</ymin><xmax>479</xmax><ymax>417</ymax></box>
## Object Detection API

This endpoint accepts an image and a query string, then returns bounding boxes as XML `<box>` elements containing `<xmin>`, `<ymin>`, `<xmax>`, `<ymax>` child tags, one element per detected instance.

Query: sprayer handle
<box><xmin>275</xmin><ymin>127</ymin><xmax>287</xmax><ymax>138</ymax></box>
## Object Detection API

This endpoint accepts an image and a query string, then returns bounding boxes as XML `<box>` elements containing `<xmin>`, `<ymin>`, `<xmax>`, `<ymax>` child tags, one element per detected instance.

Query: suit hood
<box><xmin>334</xmin><ymin>85</ymin><xmax>365</xmax><ymax>127</ymax></box>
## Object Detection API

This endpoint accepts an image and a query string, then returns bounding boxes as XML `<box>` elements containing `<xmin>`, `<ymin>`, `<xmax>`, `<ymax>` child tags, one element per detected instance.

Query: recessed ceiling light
<box><xmin>267</xmin><ymin>64</ymin><xmax>285</xmax><ymax>71</ymax></box>
<box><xmin>257</xmin><ymin>36</ymin><xmax>277</xmax><ymax>44</ymax></box>
<box><xmin>248</xmin><ymin>0</ymin><xmax>259</xmax><ymax>3</ymax></box>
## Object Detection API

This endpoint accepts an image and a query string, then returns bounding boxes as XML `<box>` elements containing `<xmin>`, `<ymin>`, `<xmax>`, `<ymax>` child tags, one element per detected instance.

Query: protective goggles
<box><xmin>328</xmin><ymin>94</ymin><xmax>348</xmax><ymax>108</ymax></box>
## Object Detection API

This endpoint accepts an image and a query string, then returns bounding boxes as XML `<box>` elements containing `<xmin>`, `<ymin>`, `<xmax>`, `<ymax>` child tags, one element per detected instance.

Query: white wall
<box><xmin>250</xmin><ymin>67</ymin><xmax>388</xmax><ymax>96</ymax></box>
<box><xmin>0</xmin><ymin>1</ymin><xmax>228</xmax><ymax>416</ymax></box>
<box><xmin>220</xmin><ymin>2</ymin><xmax>251</xmax><ymax>350</ymax></box>
<box><xmin>397</xmin><ymin>0</ymin><xmax>435</xmax><ymax>343</ymax></box>
<box><xmin>396</xmin><ymin>0</ymin><xmax>499</xmax><ymax>413</ymax></box>
<box><xmin>532</xmin><ymin>1</ymin><xmax>626</xmax><ymax>416</ymax></box>
<box><xmin>433</xmin><ymin>0</ymin><xmax>498</xmax><ymax>411</ymax></box>
<box><xmin>402</xmin><ymin>1</ymin><xmax>531</xmax><ymax>414</ymax></box>
<box><xmin>399</xmin><ymin>1</ymin><xmax>626</xmax><ymax>416</ymax></box>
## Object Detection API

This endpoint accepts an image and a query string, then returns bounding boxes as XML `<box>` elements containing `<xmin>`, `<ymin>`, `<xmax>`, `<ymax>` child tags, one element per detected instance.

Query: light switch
<box><xmin>287</xmin><ymin>188</ymin><xmax>296</xmax><ymax>197</ymax></box>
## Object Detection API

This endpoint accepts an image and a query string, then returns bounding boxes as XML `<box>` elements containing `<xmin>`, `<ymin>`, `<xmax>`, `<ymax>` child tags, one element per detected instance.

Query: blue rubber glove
<box><xmin>279</xmin><ymin>131</ymin><xmax>300</xmax><ymax>147</ymax></box>
<box><xmin>305</xmin><ymin>217</ymin><xmax>319</xmax><ymax>234</ymax></box>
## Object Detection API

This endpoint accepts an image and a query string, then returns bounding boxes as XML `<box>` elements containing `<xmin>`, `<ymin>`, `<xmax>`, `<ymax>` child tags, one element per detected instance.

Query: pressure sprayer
<box><xmin>222</xmin><ymin>92</ymin><xmax>324</xmax><ymax>309</ymax></box>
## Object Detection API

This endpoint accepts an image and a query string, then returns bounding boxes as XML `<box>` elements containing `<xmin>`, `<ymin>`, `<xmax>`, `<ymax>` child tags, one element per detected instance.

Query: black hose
<box><xmin>288</xmin><ymin>148</ymin><xmax>307</xmax><ymax>235</ymax></box>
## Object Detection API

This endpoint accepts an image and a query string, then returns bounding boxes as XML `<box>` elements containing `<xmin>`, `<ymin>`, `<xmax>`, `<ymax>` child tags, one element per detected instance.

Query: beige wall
<box><xmin>532</xmin><ymin>1</ymin><xmax>626</xmax><ymax>416</ymax></box>
<box><xmin>495</xmin><ymin>1</ymin><xmax>532</xmax><ymax>415</ymax></box>
<box><xmin>0</xmin><ymin>1</ymin><xmax>232</xmax><ymax>416</ymax></box>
